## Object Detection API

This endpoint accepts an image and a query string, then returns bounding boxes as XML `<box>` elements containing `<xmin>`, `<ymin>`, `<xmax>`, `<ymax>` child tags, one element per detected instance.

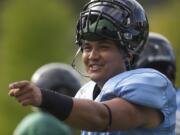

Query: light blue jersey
<box><xmin>75</xmin><ymin>68</ymin><xmax>176</xmax><ymax>135</ymax></box>
<box><xmin>175</xmin><ymin>89</ymin><xmax>180</xmax><ymax>135</ymax></box>
<box><xmin>176</xmin><ymin>89</ymin><xmax>180</xmax><ymax>110</ymax></box>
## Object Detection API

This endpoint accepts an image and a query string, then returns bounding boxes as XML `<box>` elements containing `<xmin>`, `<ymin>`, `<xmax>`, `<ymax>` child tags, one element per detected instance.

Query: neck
<box><xmin>96</xmin><ymin>82</ymin><xmax>104</xmax><ymax>89</ymax></box>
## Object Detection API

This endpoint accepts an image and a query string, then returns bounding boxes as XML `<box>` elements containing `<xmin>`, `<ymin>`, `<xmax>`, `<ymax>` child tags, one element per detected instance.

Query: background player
<box><xmin>135</xmin><ymin>32</ymin><xmax>179</xmax><ymax>134</ymax></box>
<box><xmin>13</xmin><ymin>63</ymin><xmax>81</xmax><ymax>135</ymax></box>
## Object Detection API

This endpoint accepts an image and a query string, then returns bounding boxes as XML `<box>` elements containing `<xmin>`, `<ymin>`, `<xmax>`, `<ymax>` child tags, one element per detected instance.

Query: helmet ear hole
<box><xmin>102</xmin><ymin>26</ymin><xmax>107</xmax><ymax>31</ymax></box>
<box><xmin>128</xmin><ymin>52</ymin><xmax>133</xmax><ymax>61</ymax></box>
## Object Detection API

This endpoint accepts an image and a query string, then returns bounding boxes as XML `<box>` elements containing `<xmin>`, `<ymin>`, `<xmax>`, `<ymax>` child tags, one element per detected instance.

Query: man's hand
<box><xmin>9</xmin><ymin>80</ymin><xmax>42</xmax><ymax>106</ymax></box>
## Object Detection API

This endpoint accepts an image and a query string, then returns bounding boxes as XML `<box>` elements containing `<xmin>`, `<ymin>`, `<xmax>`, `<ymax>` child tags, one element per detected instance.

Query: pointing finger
<box><xmin>8</xmin><ymin>88</ymin><xmax>20</xmax><ymax>97</ymax></box>
<box><xmin>9</xmin><ymin>80</ymin><xmax>30</xmax><ymax>89</ymax></box>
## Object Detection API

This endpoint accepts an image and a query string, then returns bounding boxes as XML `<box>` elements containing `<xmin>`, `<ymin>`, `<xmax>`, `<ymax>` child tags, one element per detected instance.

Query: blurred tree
<box><xmin>62</xmin><ymin>0</ymin><xmax>88</xmax><ymax>13</ymax></box>
<box><xmin>147</xmin><ymin>0</ymin><xmax>180</xmax><ymax>87</ymax></box>
<box><xmin>0</xmin><ymin>0</ymin><xmax>77</xmax><ymax>134</ymax></box>
<box><xmin>138</xmin><ymin>0</ymin><xmax>171</xmax><ymax>7</ymax></box>
<box><xmin>0</xmin><ymin>0</ymin><xmax>5</xmax><ymax>9</ymax></box>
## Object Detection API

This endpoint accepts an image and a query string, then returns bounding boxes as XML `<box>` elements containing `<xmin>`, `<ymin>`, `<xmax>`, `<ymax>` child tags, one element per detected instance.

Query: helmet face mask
<box><xmin>76</xmin><ymin>0</ymin><xmax>149</xmax><ymax>56</ymax></box>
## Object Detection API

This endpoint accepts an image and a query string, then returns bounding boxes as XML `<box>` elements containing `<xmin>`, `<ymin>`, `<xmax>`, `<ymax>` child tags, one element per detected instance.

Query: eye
<box><xmin>99</xmin><ymin>43</ymin><xmax>111</xmax><ymax>50</ymax></box>
<box><xmin>82</xmin><ymin>44</ymin><xmax>92</xmax><ymax>52</ymax></box>
<box><xmin>100</xmin><ymin>44</ymin><xmax>110</xmax><ymax>48</ymax></box>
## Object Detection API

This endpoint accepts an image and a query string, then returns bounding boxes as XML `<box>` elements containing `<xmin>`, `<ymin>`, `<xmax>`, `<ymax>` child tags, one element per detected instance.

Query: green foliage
<box><xmin>0</xmin><ymin>0</ymin><xmax>77</xmax><ymax>134</ymax></box>
<box><xmin>0</xmin><ymin>0</ymin><xmax>180</xmax><ymax>135</ymax></box>
<box><xmin>147</xmin><ymin>0</ymin><xmax>180</xmax><ymax>87</ymax></box>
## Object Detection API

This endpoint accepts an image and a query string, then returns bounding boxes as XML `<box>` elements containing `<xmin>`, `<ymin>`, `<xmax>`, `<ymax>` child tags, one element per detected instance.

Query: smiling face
<box><xmin>81</xmin><ymin>40</ymin><xmax>126</xmax><ymax>88</ymax></box>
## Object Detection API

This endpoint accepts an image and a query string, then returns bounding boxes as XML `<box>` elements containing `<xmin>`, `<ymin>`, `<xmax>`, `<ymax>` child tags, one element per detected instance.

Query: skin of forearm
<box><xmin>65</xmin><ymin>98</ymin><xmax>109</xmax><ymax>131</ymax></box>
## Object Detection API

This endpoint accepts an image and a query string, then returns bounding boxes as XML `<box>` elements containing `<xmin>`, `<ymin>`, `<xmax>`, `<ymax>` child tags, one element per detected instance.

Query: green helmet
<box><xmin>13</xmin><ymin>112</ymin><xmax>72</xmax><ymax>135</ymax></box>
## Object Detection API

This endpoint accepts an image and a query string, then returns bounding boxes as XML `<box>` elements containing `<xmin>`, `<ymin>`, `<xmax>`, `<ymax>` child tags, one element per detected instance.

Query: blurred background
<box><xmin>0</xmin><ymin>0</ymin><xmax>179</xmax><ymax>134</ymax></box>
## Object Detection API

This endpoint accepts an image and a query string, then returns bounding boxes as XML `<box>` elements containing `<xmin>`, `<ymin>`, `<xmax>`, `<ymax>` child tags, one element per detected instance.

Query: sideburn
<box><xmin>116</xmin><ymin>44</ymin><xmax>133</xmax><ymax>70</ymax></box>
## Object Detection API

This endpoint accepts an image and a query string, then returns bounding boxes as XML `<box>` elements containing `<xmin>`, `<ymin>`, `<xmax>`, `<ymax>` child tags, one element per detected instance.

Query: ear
<box><xmin>127</xmin><ymin>52</ymin><xmax>133</xmax><ymax>62</ymax></box>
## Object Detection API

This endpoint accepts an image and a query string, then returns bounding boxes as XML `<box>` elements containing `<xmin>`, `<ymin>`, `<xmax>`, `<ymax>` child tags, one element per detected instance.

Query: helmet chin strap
<box><xmin>124</xmin><ymin>57</ymin><xmax>131</xmax><ymax>71</ymax></box>
<box><xmin>71</xmin><ymin>47</ymin><xmax>90</xmax><ymax>78</ymax></box>
<box><xmin>122</xmin><ymin>51</ymin><xmax>133</xmax><ymax>71</ymax></box>
<box><xmin>71</xmin><ymin>47</ymin><xmax>81</xmax><ymax>68</ymax></box>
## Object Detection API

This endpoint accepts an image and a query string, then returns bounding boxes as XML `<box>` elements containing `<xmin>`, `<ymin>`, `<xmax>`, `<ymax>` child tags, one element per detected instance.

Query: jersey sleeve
<box><xmin>115</xmin><ymin>72</ymin><xmax>169</xmax><ymax>109</ymax></box>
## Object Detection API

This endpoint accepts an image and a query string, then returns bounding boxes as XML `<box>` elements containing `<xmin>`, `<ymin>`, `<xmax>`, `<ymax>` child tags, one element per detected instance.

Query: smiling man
<box><xmin>9</xmin><ymin>0</ymin><xmax>176</xmax><ymax>135</ymax></box>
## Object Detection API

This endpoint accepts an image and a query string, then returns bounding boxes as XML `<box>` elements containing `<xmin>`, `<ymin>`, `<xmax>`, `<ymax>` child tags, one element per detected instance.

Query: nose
<box><xmin>88</xmin><ymin>48</ymin><xmax>99</xmax><ymax>60</ymax></box>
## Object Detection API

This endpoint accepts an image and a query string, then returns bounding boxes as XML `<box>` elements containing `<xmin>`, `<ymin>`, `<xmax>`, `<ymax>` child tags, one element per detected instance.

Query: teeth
<box><xmin>90</xmin><ymin>65</ymin><xmax>99</xmax><ymax>70</ymax></box>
